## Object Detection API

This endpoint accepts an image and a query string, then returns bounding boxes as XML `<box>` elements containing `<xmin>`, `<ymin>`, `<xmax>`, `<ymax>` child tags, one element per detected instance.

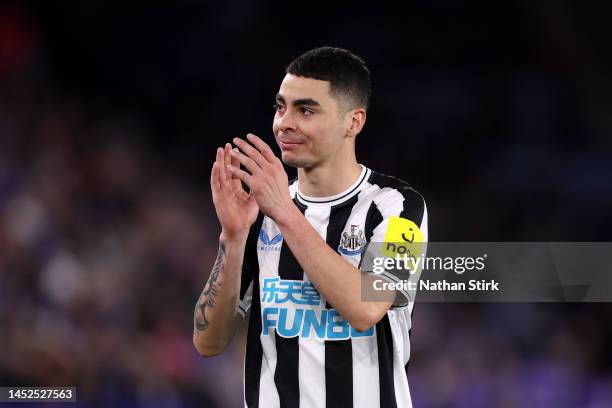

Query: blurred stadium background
<box><xmin>1</xmin><ymin>1</ymin><xmax>612</xmax><ymax>407</ymax></box>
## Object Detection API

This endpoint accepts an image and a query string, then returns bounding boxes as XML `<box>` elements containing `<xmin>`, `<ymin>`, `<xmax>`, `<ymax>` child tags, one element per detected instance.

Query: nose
<box><xmin>277</xmin><ymin>109</ymin><xmax>297</xmax><ymax>133</ymax></box>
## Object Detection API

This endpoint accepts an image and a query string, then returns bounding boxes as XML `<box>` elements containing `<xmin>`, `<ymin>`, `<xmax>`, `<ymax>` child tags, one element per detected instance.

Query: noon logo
<box><xmin>382</xmin><ymin>216</ymin><xmax>425</xmax><ymax>258</ymax></box>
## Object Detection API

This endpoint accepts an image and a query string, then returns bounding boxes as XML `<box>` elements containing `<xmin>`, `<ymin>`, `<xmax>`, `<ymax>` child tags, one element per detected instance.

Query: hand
<box><xmin>228</xmin><ymin>133</ymin><xmax>295</xmax><ymax>222</ymax></box>
<box><xmin>211</xmin><ymin>143</ymin><xmax>259</xmax><ymax>240</ymax></box>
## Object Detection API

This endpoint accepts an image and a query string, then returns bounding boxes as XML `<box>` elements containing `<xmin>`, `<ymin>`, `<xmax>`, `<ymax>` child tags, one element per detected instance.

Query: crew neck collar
<box><xmin>294</xmin><ymin>165</ymin><xmax>370</xmax><ymax>207</ymax></box>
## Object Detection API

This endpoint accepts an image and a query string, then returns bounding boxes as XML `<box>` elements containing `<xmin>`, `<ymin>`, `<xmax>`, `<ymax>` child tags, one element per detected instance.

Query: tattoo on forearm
<box><xmin>195</xmin><ymin>242</ymin><xmax>226</xmax><ymax>331</ymax></box>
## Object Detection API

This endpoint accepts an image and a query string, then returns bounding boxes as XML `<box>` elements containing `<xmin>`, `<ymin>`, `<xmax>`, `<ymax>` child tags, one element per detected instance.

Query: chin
<box><xmin>281</xmin><ymin>153</ymin><xmax>313</xmax><ymax>169</ymax></box>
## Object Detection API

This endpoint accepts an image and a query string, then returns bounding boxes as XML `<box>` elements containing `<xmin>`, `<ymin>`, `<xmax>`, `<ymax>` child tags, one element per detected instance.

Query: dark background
<box><xmin>1</xmin><ymin>1</ymin><xmax>611</xmax><ymax>407</ymax></box>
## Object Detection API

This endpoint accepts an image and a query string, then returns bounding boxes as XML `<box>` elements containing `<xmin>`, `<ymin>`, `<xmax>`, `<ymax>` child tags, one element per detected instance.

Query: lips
<box><xmin>278</xmin><ymin>140</ymin><xmax>303</xmax><ymax>151</ymax></box>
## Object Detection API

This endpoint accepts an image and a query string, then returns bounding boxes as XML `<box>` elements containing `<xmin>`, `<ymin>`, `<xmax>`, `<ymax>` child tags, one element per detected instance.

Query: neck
<box><xmin>297</xmin><ymin>150</ymin><xmax>362</xmax><ymax>198</ymax></box>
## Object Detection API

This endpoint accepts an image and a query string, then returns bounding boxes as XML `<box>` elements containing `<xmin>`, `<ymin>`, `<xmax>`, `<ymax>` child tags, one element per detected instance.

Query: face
<box><xmin>272</xmin><ymin>74</ymin><xmax>354</xmax><ymax>169</ymax></box>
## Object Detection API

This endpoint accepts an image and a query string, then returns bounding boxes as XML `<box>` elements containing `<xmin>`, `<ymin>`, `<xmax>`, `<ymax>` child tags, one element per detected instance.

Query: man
<box><xmin>193</xmin><ymin>47</ymin><xmax>427</xmax><ymax>408</ymax></box>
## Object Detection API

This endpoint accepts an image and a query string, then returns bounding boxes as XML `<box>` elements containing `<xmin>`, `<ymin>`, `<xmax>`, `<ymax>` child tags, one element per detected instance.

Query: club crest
<box><xmin>338</xmin><ymin>225</ymin><xmax>366</xmax><ymax>256</ymax></box>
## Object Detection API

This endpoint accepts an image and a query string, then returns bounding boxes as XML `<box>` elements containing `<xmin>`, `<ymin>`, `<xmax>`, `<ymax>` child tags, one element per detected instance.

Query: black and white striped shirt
<box><xmin>238</xmin><ymin>165</ymin><xmax>428</xmax><ymax>408</ymax></box>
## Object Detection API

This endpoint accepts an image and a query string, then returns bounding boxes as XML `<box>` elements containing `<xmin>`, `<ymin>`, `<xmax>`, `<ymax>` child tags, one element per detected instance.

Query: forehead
<box><xmin>278</xmin><ymin>74</ymin><xmax>335</xmax><ymax>105</ymax></box>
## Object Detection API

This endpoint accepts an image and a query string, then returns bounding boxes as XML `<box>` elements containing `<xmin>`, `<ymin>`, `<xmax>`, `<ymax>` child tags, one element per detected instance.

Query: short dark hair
<box><xmin>286</xmin><ymin>47</ymin><xmax>371</xmax><ymax>111</ymax></box>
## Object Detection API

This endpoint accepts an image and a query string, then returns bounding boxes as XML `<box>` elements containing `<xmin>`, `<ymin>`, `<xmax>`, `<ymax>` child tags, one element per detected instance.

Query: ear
<box><xmin>346</xmin><ymin>108</ymin><xmax>367</xmax><ymax>139</ymax></box>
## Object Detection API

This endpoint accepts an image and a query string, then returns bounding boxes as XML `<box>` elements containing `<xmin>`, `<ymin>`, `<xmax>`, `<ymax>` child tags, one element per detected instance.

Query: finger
<box><xmin>236</xmin><ymin>188</ymin><xmax>251</xmax><ymax>202</ymax></box>
<box><xmin>229</xmin><ymin>147</ymin><xmax>262</xmax><ymax>176</ymax></box>
<box><xmin>227</xmin><ymin>164</ymin><xmax>253</xmax><ymax>187</ymax></box>
<box><xmin>230</xmin><ymin>148</ymin><xmax>241</xmax><ymax>168</ymax></box>
<box><xmin>224</xmin><ymin>143</ymin><xmax>233</xmax><ymax>183</ymax></box>
<box><xmin>210</xmin><ymin>162</ymin><xmax>221</xmax><ymax>194</ymax></box>
<box><xmin>233</xmin><ymin>137</ymin><xmax>267</xmax><ymax>168</ymax></box>
<box><xmin>246</xmin><ymin>133</ymin><xmax>277</xmax><ymax>163</ymax></box>
<box><xmin>215</xmin><ymin>147</ymin><xmax>226</xmax><ymax>190</ymax></box>
<box><xmin>230</xmin><ymin>147</ymin><xmax>241</xmax><ymax>185</ymax></box>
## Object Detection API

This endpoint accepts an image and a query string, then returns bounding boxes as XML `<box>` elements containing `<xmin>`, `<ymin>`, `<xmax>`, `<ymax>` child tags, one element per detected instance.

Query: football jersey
<box><xmin>238</xmin><ymin>165</ymin><xmax>428</xmax><ymax>408</ymax></box>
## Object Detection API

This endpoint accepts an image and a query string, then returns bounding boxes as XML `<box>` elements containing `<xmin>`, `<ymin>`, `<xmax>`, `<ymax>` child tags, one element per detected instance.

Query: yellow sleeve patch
<box><xmin>382</xmin><ymin>216</ymin><xmax>425</xmax><ymax>258</ymax></box>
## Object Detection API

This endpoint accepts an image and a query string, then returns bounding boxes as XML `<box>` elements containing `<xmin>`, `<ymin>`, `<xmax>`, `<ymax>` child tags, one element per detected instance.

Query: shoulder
<box><xmin>364</xmin><ymin>168</ymin><xmax>429</xmax><ymax>239</ymax></box>
<box><xmin>365</xmin><ymin>168</ymin><xmax>426</xmax><ymax>211</ymax></box>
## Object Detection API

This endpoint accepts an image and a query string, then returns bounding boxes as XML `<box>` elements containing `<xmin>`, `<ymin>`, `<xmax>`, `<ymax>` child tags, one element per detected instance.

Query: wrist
<box><xmin>274</xmin><ymin>202</ymin><xmax>301</xmax><ymax>230</ymax></box>
<box><xmin>220</xmin><ymin>230</ymin><xmax>249</xmax><ymax>246</ymax></box>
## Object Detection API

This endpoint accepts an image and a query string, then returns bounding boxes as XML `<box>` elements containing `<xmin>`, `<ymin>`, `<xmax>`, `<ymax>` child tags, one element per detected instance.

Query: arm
<box><xmin>193</xmin><ymin>233</ymin><xmax>249</xmax><ymax>357</ymax></box>
<box><xmin>276</xmin><ymin>206</ymin><xmax>393</xmax><ymax>331</ymax></box>
<box><xmin>193</xmin><ymin>144</ymin><xmax>259</xmax><ymax>357</ymax></box>
<box><xmin>228</xmin><ymin>134</ymin><xmax>394</xmax><ymax>332</ymax></box>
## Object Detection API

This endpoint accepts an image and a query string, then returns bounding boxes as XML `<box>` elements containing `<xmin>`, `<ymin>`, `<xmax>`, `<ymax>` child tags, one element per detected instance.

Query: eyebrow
<box><xmin>276</xmin><ymin>93</ymin><xmax>321</xmax><ymax>108</ymax></box>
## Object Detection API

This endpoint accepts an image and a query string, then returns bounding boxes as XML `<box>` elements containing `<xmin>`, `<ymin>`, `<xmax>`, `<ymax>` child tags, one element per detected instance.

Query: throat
<box><xmin>298</xmin><ymin>163</ymin><xmax>364</xmax><ymax>199</ymax></box>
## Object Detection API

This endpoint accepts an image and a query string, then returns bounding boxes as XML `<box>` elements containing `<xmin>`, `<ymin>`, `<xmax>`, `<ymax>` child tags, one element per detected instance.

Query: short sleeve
<box><xmin>367</xmin><ymin>187</ymin><xmax>428</xmax><ymax>308</ymax></box>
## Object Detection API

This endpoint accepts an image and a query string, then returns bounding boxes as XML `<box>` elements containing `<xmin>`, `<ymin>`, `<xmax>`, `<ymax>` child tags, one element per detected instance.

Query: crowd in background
<box><xmin>1</xmin><ymin>1</ymin><xmax>611</xmax><ymax>407</ymax></box>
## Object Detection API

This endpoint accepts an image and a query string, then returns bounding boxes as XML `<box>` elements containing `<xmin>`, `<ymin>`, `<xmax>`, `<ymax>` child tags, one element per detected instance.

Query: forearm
<box><xmin>276</xmin><ymin>206</ymin><xmax>392</xmax><ymax>331</ymax></box>
<box><xmin>224</xmin><ymin>134</ymin><xmax>392</xmax><ymax>329</ymax></box>
<box><xmin>193</xmin><ymin>234</ymin><xmax>248</xmax><ymax>356</ymax></box>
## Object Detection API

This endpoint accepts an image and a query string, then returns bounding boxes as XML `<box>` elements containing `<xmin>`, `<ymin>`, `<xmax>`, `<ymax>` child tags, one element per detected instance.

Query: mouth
<box><xmin>278</xmin><ymin>140</ymin><xmax>303</xmax><ymax>151</ymax></box>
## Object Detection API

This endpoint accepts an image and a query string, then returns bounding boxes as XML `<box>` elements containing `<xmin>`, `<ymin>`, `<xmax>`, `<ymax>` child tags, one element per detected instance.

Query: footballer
<box><xmin>193</xmin><ymin>47</ymin><xmax>428</xmax><ymax>408</ymax></box>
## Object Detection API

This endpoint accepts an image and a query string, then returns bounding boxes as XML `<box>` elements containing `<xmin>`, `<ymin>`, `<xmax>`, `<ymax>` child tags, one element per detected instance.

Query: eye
<box><xmin>300</xmin><ymin>107</ymin><xmax>313</xmax><ymax>116</ymax></box>
<box><xmin>273</xmin><ymin>102</ymin><xmax>285</xmax><ymax>113</ymax></box>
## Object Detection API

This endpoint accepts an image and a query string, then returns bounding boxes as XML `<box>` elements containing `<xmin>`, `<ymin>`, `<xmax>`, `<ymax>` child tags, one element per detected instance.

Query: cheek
<box><xmin>272</xmin><ymin>115</ymin><xmax>280</xmax><ymax>134</ymax></box>
<box><xmin>308</xmin><ymin>123</ymin><xmax>338</xmax><ymax>150</ymax></box>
